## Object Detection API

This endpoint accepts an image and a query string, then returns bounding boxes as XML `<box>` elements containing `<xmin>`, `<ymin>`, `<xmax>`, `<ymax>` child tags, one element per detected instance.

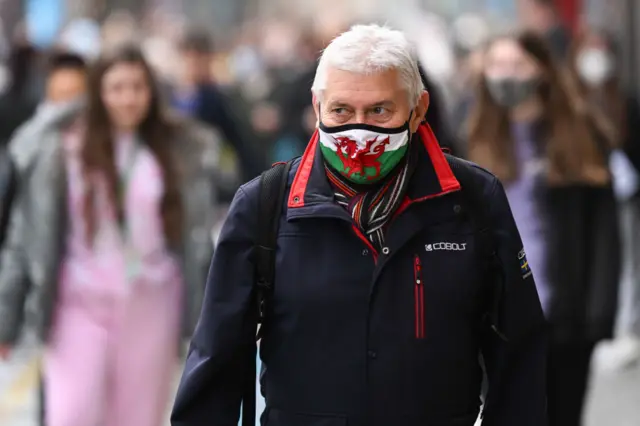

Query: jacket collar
<box><xmin>286</xmin><ymin>123</ymin><xmax>460</xmax><ymax>220</ymax></box>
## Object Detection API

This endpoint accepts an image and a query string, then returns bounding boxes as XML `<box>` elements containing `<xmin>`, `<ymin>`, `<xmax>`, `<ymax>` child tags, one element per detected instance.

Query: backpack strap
<box><xmin>242</xmin><ymin>160</ymin><xmax>293</xmax><ymax>426</ymax></box>
<box><xmin>255</xmin><ymin>160</ymin><xmax>293</xmax><ymax>337</ymax></box>
<box><xmin>445</xmin><ymin>154</ymin><xmax>507</xmax><ymax>341</ymax></box>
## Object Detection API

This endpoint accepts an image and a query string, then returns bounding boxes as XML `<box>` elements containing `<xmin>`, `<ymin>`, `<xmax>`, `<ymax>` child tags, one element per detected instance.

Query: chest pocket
<box><xmin>411</xmin><ymin>220</ymin><xmax>487</xmax><ymax>340</ymax></box>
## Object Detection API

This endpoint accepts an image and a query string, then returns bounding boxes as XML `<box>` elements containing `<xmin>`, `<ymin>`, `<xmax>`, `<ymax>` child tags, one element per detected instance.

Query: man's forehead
<box><xmin>323</xmin><ymin>67</ymin><xmax>406</xmax><ymax>105</ymax></box>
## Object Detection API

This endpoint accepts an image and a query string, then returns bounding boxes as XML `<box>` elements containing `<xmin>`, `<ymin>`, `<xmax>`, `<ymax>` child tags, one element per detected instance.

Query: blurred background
<box><xmin>0</xmin><ymin>0</ymin><xmax>639</xmax><ymax>425</ymax></box>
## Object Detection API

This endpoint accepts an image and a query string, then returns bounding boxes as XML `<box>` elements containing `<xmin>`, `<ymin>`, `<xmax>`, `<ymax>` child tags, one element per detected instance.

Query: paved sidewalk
<box><xmin>0</xmin><ymin>335</ymin><xmax>39</xmax><ymax>426</ymax></box>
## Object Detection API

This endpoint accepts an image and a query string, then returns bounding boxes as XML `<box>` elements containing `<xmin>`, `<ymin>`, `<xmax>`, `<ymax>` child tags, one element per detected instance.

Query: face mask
<box><xmin>576</xmin><ymin>48</ymin><xmax>613</xmax><ymax>86</ymax></box>
<box><xmin>319</xmin><ymin>118</ymin><xmax>411</xmax><ymax>184</ymax></box>
<box><xmin>486</xmin><ymin>77</ymin><xmax>539</xmax><ymax>109</ymax></box>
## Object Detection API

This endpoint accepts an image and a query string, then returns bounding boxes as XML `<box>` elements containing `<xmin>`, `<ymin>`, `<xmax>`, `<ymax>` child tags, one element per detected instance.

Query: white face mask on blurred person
<box><xmin>575</xmin><ymin>48</ymin><xmax>614</xmax><ymax>86</ymax></box>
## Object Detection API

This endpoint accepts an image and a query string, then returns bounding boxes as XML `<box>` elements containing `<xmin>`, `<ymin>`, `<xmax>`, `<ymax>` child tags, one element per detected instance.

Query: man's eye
<box><xmin>333</xmin><ymin>108</ymin><xmax>347</xmax><ymax>114</ymax></box>
<box><xmin>372</xmin><ymin>107</ymin><xmax>388</xmax><ymax>114</ymax></box>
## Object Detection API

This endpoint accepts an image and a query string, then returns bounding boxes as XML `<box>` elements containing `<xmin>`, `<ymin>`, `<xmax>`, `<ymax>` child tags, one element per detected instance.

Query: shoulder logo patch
<box><xmin>518</xmin><ymin>248</ymin><xmax>532</xmax><ymax>279</ymax></box>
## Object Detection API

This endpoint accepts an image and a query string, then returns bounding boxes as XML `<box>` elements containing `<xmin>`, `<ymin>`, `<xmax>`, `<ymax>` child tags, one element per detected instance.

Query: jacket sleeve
<box><xmin>171</xmin><ymin>185</ymin><xmax>257</xmax><ymax>426</ymax></box>
<box><xmin>0</xmin><ymin>176</ymin><xmax>30</xmax><ymax>344</ymax></box>
<box><xmin>480</xmin><ymin>177</ymin><xmax>548</xmax><ymax>426</ymax></box>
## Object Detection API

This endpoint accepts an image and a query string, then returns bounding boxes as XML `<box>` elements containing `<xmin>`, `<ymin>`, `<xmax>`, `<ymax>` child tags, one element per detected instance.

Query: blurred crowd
<box><xmin>0</xmin><ymin>0</ymin><xmax>638</xmax><ymax>425</ymax></box>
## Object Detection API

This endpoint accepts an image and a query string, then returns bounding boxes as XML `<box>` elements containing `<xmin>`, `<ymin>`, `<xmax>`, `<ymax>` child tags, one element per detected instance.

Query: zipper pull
<box><xmin>414</xmin><ymin>255</ymin><xmax>422</xmax><ymax>284</ymax></box>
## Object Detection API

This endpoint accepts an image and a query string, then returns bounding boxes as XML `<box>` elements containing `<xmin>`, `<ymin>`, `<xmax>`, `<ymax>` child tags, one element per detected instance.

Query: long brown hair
<box><xmin>467</xmin><ymin>31</ymin><xmax>610</xmax><ymax>185</ymax></box>
<box><xmin>81</xmin><ymin>45</ymin><xmax>182</xmax><ymax>247</ymax></box>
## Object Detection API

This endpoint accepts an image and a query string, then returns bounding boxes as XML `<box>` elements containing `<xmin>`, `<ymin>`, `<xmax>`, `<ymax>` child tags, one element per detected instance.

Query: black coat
<box><xmin>171</xmin><ymin>125</ymin><xmax>547</xmax><ymax>426</ymax></box>
<box><xmin>0</xmin><ymin>93</ymin><xmax>37</xmax><ymax>147</ymax></box>
<box><xmin>184</xmin><ymin>83</ymin><xmax>262</xmax><ymax>183</ymax></box>
<box><xmin>544</xmin><ymin>184</ymin><xmax>620</xmax><ymax>343</ymax></box>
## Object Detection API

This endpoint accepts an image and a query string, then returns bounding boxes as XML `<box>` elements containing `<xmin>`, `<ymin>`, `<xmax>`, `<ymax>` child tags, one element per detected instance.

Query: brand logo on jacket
<box><xmin>425</xmin><ymin>242</ymin><xmax>467</xmax><ymax>252</ymax></box>
<box><xmin>519</xmin><ymin>248</ymin><xmax>532</xmax><ymax>279</ymax></box>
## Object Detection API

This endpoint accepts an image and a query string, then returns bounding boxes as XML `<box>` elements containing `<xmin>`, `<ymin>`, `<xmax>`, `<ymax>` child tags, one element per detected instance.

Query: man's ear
<box><xmin>312</xmin><ymin>94</ymin><xmax>320</xmax><ymax>118</ymax></box>
<box><xmin>410</xmin><ymin>90</ymin><xmax>430</xmax><ymax>133</ymax></box>
<box><xmin>312</xmin><ymin>94</ymin><xmax>321</xmax><ymax>128</ymax></box>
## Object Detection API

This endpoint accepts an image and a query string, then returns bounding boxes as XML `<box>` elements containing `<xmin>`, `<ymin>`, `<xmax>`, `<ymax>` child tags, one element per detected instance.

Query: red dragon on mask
<box><xmin>333</xmin><ymin>135</ymin><xmax>390</xmax><ymax>180</ymax></box>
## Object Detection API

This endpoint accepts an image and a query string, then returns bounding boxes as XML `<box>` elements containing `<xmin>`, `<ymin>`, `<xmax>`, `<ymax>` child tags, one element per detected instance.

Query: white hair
<box><xmin>311</xmin><ymin>24</ymin><xmax>424</xmax><ymax>107</ymax></box>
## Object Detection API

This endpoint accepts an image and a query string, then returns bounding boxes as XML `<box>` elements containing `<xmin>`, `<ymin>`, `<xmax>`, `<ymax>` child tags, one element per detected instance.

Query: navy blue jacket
<box><xmin>171</xmin><ymin>125</ymin><xmax>547</xmax><ymax>426</ymax></box>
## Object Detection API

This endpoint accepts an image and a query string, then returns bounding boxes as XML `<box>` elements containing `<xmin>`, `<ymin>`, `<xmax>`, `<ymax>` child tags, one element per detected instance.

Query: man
<box><xmin>173</xmin><ymin>29</ymin><xmax>260</xmax><ymax>184</ymax></box>
<box><xmin>7</xmin><ymin>51</ymin><xmax>87</xmax><ymax>171</ymax></box>
<box><xmin>171</xmin><ymin>25</ymin><xmax>547</xmax><ymax>426</ymax></box>
<box><xmin>519</xmin><ymin>0</ymin><xmax>571</xmax><ymax>60</ymax></box>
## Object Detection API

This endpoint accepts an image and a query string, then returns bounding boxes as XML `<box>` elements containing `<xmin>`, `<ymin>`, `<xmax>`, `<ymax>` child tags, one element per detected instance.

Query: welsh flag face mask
<box><xmin>319</xmin><ymin>118</ymin><xmax>411</xmax><ymax>184</ymax></box>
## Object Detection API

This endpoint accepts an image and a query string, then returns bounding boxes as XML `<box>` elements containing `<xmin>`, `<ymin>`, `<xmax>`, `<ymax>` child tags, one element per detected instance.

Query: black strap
<box><xmin>255</xmin><ymin>160</ymin><xmax>293</xmax><ymax>335</ymax></box>
<box><xmin>445</xmin><ymin>154</ymin><xmax>507</xmax><ymax>341</ymax></box>
<box><xmin>242</xmin><ymin>160</ymin><xmax>293</xmax><ymax>426</ymax></box>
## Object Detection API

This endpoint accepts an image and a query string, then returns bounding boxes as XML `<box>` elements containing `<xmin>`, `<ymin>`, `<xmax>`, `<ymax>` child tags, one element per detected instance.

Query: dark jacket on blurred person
<box><xmin>0</xmin><ymin>94</ymin><xmax>38</xmax><ymax>147</ymax></box>
<box><xmin>0</xmin><ymin>45</ymin><xmax>40</xmax><ymax>146</ymax></box>
<box><xmin>172</xmin><ymin>81</ymin><xmax>260</xmax><ymax>184</ymax></box>
<box><xmin>0</xmin><ymin>100</ymin><xmax>225</xmax><ymax>344</ymax></box>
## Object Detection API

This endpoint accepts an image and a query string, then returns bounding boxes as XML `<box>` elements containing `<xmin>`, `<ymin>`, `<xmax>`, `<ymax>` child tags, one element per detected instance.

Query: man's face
<box><xmin>314</xmin><ymin>67</ymin><xmax>428</xmax><ymax>133</ymax></box>
<box><xmin>46</xmin><ymin>68</ymin><xmax>87</xmax><ymax>103</ymax></box>
<box><xmin>181</xmin><ymin>49</ymin><xmax>211</xmax><ymax>84</ymax></box>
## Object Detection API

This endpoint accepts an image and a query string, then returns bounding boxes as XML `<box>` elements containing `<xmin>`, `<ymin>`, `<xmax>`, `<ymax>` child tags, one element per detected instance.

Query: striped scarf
<box><xmin>325</xmin><ymin>140</ymin><xmax>417</xmax><ymax>251</ymax></box>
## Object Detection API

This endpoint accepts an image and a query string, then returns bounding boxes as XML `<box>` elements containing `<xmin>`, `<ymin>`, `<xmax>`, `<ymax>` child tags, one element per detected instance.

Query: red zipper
<box><xmin>414</xmin><ymin>254</ymin><xmax>425</xmax><ymax>339</ymax></box>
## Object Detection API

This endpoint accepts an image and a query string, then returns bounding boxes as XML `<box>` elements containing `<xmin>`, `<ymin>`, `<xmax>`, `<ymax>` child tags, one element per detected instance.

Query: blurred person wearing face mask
<box><xmin>570</xmin><ymin>30</ymin><xmax>640</xmax><ymax>372</ymax></box>
<box><xmin>173</xmin><ymin>28</ymin><xmax>258</xmax><ymax>187</ymax></box>
<box><xmin>0</xmin><ymin>46</ymin><xmax>222</xmax><ymax>426</ymax></box>
<box><xmin>519</xmin><ymin>0</ymin><xmax>571</xmax><ymax>60</ymax></box>
<box><xmin>467</xmin><ymin>32</ymin><xmax>620</xmax><ymax>426</ymax></box>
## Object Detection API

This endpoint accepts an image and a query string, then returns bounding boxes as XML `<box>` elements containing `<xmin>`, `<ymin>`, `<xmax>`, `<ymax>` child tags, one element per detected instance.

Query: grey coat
<box><xmin>0</xmin><ymin>102</ymin><xmax>225</xmax><ymax>344</ymax></box>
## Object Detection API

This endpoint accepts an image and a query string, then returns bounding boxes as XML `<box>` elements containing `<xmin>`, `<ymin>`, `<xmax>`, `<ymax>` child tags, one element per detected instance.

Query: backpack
<box><xmin>241</xmin><ymin>155</ymin><xmax>505</xmax><ymax>426</ymax></box>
